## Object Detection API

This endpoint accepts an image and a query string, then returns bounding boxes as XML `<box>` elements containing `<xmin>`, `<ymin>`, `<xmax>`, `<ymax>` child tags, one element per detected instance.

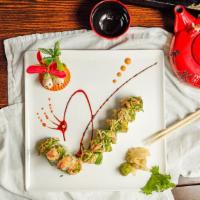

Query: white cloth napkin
<box><xmin>1</xmin><ymin>27</ymin><xmax>200</xmax><ymax>200</ymax></box>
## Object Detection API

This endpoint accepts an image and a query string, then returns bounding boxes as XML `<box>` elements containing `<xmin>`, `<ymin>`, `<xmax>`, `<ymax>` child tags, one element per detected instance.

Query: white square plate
<box><xmin>25</xmin><ymin>50</ymin><xmax>165</xmax><ymax>191</ymax></box>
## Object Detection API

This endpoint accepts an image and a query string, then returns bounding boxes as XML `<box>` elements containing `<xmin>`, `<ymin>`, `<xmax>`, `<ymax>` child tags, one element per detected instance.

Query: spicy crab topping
<box><xmin>120</xmin><ymin>96</ymin><xmax>143</xmax><ymax>112</ymax></box>
<box><xmin>96</xmin><ymin>129</ymin><xmax>117</xmax><ymax>144</ymax></box>
<box><xmin>57</xmin><ymin>155</ymin><xmax>73</xmax><ymax>171</ymax></box>
<box><xmin>57</xmin><ymin>155</ymin><xmax>82</xmax><ymax>175</ymax></box>
<box><xmin>45</xmin><ymin>144</ymin><xmax>65</xmax><ymax>164</ymax></box>
<box><xmin>46</xmin><ymin>147</ymin><xmax>60</xmax><ymax>161</ymax></box>
<box><xmin>37</xmin><ymin>137</ymin><xmax>59</xmax><ymax>155</ymax></box>
<box><xmin>81</xmin><ymin>150</ymin><xmax>103</xmax><ymax>165</ymax></box>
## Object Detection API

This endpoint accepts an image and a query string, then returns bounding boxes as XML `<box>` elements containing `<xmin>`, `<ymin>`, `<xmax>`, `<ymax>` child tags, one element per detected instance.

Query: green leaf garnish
<box><xmin>38</xmin><ymin>41</ymin><xmax>64</xmax><ymax>71</ymax></box>
<box><xmin>38</xmin><ymin>48</ymin><xmax>54</xmax><ymax>56</ymax></box>
<box><xmin>54</xmin><ymin>41</ymin><xmax>61</xmax><ymax>57</ymax></box>
<box><xmin>141</xmin><ymin>166</ymin><xmax>175</xmax><ymax>195</ymax></box>
<box><xmin>43</xmin><ymin>57</ymin><xmax>54</xmax><ymax>65</ymax></box>
<box><xmin>56</xmin><ymin>57</ymin><xmax>65</xmax><ymax>71</ymax></box>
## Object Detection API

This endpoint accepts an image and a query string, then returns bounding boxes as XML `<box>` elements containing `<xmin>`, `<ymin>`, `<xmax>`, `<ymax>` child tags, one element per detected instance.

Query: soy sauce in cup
<box><xmin>90</xmin><ymin>0</ymin><xmax>130</xmax><ymax>39</ymax></box>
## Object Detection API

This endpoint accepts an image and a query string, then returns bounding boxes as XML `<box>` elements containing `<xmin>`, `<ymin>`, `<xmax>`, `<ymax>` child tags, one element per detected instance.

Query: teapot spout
<box><xmin>174</xmin><ymin>5</ymin><xmax>195</xmax><ymax>33</ymax></box>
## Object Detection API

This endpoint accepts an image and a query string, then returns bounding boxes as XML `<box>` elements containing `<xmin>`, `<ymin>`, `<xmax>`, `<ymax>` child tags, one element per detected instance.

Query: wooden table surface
<box><xmin>0</xmin><ymin>0</ymin><xmax>200</xmax><ymax>199</ymax></box>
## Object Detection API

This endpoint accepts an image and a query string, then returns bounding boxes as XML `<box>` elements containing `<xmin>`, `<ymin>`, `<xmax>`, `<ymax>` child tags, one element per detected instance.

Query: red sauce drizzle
<box><xmin>63</xmin><ymin>89</ymin><xmax>94</xmax><ymax>146</ymax></box>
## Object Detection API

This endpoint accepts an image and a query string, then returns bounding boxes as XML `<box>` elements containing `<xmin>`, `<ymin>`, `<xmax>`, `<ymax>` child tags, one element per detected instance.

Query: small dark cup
<box><xmin>90</xmin><ymin>0</ymin><xmax>130</xmax><ymax>40</ymax></box>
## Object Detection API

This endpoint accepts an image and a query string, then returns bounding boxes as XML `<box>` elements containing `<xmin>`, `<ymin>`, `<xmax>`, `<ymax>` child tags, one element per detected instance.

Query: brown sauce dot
<box><xmin>42</xmin><ymin>123</ymin><xmax>46</xmax><ymax>127</ymax></box>
<box><xmin>125</xmin><ymin>57</ymin><xmax>131</xmax><ymax>65</ymax></box>
<box><xmin>112</xmin><ymin>79</ymin><xmax>117</xmax><ymax>83</ymax></box>
<box><xmin>117</xmin><ymin>72</ymin><xmax>122</xmax><ymax>77</ymax></box>
<box><xmin>120</xmin><ymin>65</ymin><xmax>126</xmax><ymax>71</ymax></box>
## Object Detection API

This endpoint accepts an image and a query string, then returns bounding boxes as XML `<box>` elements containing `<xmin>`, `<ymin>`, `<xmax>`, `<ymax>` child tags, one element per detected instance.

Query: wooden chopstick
<box><xmin>144</xmin><ymin>108</ymin><xmax>200</xmax><ymax>144</ymax></box>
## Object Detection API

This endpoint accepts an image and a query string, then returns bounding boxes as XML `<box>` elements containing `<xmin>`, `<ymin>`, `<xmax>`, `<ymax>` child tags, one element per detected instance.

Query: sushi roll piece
<box><xmin>120</xmin><ymin>96</ymin><xmax>143</xmax><ymax>112</ymax></box>
<box><xmin>106</xmin><ymin>119</ymin><xmax>128</xmax><ymax>133</ymax></box>
<box><xmin>96</xmin><ymin>129</ymin><xmax>117</xmax><ymax>144</ymax></box>
<box><xmin>57</xmin><ymin>155</ymin><xmax>82</xmax><ymax>175</ymax></box>
<box><xmin>67</xmin><ymin>158</ymin><xmax>82</xmax><ymax>175</ymax></box>
<box><xmin>112</xmin><ymin>108</ymin><xmax>133</xmax><ymax>122</ymax></box>
<box><xmin>45</xmin><ymin>144</ymin><xmax>65</xmax><ymax>165</ymax></box>
<box><xmin>118</xmin><ymin>120</ymin><xmax>129</xmax><ymax>132</ymax></box>
<box><xmin>81</xmin><ymin>150</ymin><xmax>103</xmax><ymax>165</ymax></box>
<box><xmin>37</xmin><ymin>137</ymin><xmax>59</xmax><ymax>155</ymax></box>
<box><xmin>127</xmin><ymin>108</ymin><xmax>136</xmax><ymax>122</ymax></box>
<box><xmin>103</xmin><ymin>140</ymin><xmax>112</xmax><ymax>152</ymax></box>
<box><xmin>106</xmin><ymin>119</ymin><xmax>122</xmax><ymax>133</ymax></box>
<box><xmin>90</xmin><ymin>137</ymin><xmax>112</xmax><ymax>153</ymax></box>
<box><xmin>90</xmin><ymin>138</ymin><xmax>105</xmax><ymax>153</ymax></box>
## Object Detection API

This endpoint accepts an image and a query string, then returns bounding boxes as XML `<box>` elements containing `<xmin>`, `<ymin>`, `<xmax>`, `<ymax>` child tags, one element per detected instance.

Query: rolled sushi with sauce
<box><xmin>57</xmin><ymin>155</ymin><xmax>82</xmax><ymax>175</ymax></box>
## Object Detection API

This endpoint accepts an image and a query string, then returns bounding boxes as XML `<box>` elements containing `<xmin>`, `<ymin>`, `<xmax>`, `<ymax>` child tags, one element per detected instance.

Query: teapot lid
<box><xmin>192</xmin><ymin>34</ymin><xmax>200</xmax><ymax>65</ymax></box>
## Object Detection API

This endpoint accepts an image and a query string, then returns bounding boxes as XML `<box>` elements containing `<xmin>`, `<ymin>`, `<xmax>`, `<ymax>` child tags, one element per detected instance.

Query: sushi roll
<box><xmin>90</xmin><ymin>137</ymin><xmax>112</xmax><ymax>153</ymax></box>
<box><xmin>106</xmin><ymin>119</ymin><xmax>122</xmax><ymax>133</ymax></box>
<box><xmin>120</xmin><ymin>96</ymin><xmax>143</xmax><ymax>112</ymax></box>
<box><xmin>37</xmin><ymin>137</ymin><xmax>59</xmax><ymax>155</ymax></box>
<box><xmin>81</xmin><ymin>150</ymin><xmax>103</xmax><ymax>165</ymax></box>
<box><xmin>57</xmin><ymin>155</ymin><xmax>82</xmax><ymax>175</ymax></box>
<box><xmin>90</xmin><ymin>138</ymin><xmax>105</xmax><ymax>153</ymax></box>
<box><xmin>45</xmin><ymin>144</ymin><xmax>65</xmax><ymax>165</ymax></box>
<box><xmin>96</xmin><ymin>129</ymin><xmax>117</xmax><ymax>144</ymax></box>
<box><xmin>112</xmin><ymin>108</ymin><xmax>133</xmax><ymax>122</ymax></box>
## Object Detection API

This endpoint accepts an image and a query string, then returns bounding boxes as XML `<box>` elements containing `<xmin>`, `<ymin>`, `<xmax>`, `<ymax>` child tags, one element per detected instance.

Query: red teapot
<box><xmin>170</xmin><ymin>5</ymin><xmax>200</xmax><ymax>88</ymax></box>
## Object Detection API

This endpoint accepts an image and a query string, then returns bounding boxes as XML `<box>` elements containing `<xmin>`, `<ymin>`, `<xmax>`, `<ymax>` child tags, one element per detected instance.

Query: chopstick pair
<box><xmin>144</xmin><ymin>108</ymin><xmax>200</xmax><ymax>144</ymax></box>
